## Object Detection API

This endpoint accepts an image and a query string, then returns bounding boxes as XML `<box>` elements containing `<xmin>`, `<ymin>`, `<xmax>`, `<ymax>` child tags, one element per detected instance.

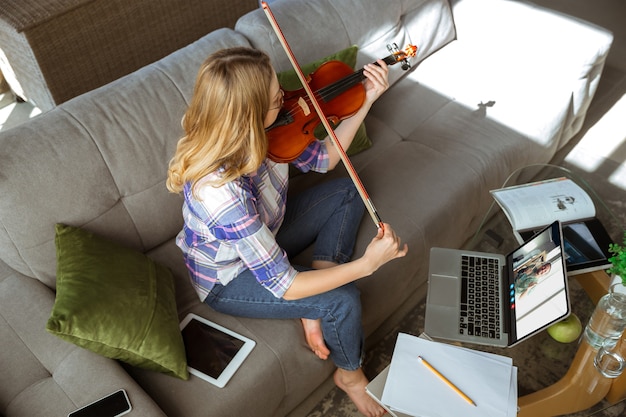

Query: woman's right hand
<box><xmin>284</xmin><ymin>223</ymin><xmax>407</xmax><ymax>300</ymax></box>
<box><xmin>362</xmin><ymin>223</ymin><xmax>408</xmax><ymax>273</ymax></box>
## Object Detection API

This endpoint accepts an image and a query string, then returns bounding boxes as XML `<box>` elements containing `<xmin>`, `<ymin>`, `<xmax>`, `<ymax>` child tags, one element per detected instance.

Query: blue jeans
<box><xmin>205</xmin><ymin>178</ymin><xmax>366</xmax><ymax>370</ymax></box>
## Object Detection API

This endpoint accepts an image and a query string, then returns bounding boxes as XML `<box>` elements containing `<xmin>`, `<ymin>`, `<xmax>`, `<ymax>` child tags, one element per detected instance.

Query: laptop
<box><xmin>424</xmin><ymin>221</ymin><xmax>570</xmax><ymax>348</ymax></box>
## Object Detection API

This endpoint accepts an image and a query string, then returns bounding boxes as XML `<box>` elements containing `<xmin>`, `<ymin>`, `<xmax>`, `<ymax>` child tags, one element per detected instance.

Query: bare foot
<box><xmin>334</xmin><ymin>368</ymin><xmax>386</xmax><ymax>417</ymax></box>
<box><xmin>301</xmin><ymin>318</ymin><xmax>330</xmax><ymax>360</ymax></box>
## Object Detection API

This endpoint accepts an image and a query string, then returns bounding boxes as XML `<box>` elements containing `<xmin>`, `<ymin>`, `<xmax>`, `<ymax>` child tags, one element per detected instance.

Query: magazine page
<box><xmin>490</xmin><ymin>177</ymin><xmax>596</xmax><ymax>231</ymax></box>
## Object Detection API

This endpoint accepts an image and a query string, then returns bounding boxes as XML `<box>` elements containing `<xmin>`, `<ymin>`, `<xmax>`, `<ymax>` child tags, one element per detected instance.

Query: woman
<box><xmin>167</xmin><ymin>47</ymin><xmax>407</xmax><ymax>417</ymax></box>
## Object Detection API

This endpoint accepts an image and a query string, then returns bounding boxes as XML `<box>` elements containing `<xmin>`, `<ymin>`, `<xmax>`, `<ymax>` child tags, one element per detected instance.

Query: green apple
<box><xmin>547</xmin><ymin>313</ymin><xmax>582</xmax><ymax>343</ymax></box>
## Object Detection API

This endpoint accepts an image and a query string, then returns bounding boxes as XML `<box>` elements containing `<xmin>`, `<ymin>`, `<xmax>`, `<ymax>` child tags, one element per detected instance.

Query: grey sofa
<box><xmin>0</xmin><ymin>0</ymin><xmax>613</xmax><ymax>416</ymax></box>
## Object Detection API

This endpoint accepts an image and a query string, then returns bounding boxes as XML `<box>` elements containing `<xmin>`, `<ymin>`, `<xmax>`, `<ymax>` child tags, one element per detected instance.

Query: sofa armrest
<box><xmin>449</xmin><ymin>0</ymin><xmax>613</xmax><ymax>83</ymax></box>
<box><xmin>436</xmin><ymin>0</ymin><xmax>613</xmax><ymax>145</ymax></box>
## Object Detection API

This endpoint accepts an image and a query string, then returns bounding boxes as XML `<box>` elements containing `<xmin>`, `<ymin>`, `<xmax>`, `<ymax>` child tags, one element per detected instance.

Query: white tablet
<box><xmin>180</xmin><ymin>313</ymin><xmax>256</xmax><ymax>388</ymax></box>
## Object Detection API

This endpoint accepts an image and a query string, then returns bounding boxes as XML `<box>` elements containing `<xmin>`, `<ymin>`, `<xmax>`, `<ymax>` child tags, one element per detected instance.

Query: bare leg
<box><xmin>334</xmin><ymin>368</ymin><xmax>386</xmax><ymax>417</ymax></box>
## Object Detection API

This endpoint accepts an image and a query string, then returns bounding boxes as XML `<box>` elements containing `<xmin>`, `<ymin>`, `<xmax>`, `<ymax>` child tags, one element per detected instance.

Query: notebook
<box><xmin>424</xmin><ymin>221</ymin><xmax>570</xmax><ymax>348</ymax></box>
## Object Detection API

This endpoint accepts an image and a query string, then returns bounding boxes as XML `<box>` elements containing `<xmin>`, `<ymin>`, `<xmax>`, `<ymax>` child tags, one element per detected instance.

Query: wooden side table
<box><xmin>518</xmin><ymin>270</ymin><xmax>626</xmax><ymax>416</ymax></box>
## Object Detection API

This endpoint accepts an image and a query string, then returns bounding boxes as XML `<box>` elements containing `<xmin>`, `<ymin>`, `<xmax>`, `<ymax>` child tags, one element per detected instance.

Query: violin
<box><xmin>266</xmin><ymin>43</ymin><xmax>418</xmax><ymax>163</ymax></box>
<box><xmin>261</xmin><ymin>1</ymin><xmax>416</xmax><ymax>228</ymax></box>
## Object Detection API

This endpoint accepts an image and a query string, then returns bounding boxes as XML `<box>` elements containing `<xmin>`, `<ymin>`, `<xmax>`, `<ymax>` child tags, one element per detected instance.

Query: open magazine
<box><xmin>490</xmin><ymin>177</ymin><xmax>614</xmax><ymax>275</ymax></box>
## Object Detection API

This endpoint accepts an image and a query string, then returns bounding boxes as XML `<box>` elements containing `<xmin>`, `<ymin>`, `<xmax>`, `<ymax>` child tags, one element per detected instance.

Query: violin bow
<box><xmin>261</xmin><ymin>1</ymin><xmax>385</xmax><ymax>229</ymax></box>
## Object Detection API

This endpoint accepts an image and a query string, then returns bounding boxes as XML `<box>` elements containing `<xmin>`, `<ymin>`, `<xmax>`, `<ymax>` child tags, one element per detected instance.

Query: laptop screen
<box><xmin>507</xmin><ymin>221</ymin><xmax>570</xmax><ymax>343</ymax></box>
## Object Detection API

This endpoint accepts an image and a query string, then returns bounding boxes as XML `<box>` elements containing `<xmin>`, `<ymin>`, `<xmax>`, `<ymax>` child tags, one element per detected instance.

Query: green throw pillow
<box><xmin>276</xmin><ymin>45</ymin><xmax>372</xmax><ymax>156</ymax></box>
<box><xmin>47</xmin><ymin>224</ymin><xmax>189</xmax><ymax>380</ymax></box>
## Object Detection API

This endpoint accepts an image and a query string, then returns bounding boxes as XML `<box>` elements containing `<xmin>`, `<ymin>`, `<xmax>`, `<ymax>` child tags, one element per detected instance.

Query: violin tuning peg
<box><xmin>387</xmin><ymin>43</ymin><xmax>400</xmax><ymax>54</ymax></box>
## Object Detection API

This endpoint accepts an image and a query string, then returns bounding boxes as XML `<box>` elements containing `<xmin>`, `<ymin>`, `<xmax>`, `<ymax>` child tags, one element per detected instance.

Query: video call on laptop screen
<box><xmin>509</xmin><ymin>223</ymin><xmax>569</xmax><ymax>340</ymax></box>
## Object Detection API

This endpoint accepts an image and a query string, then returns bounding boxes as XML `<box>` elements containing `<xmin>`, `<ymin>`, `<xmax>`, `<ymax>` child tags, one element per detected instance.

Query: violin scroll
<box><xmin>387</xmin><ymin>43</ymin><xmax>418</xmax><ymax>71</ymax></box>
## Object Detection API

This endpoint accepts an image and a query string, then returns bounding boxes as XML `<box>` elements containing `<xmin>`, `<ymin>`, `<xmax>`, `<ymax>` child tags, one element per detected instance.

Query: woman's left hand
<box><xmin>324</xmin><ymin>59</ymin><xmax>389</xmax><ymax>170</ymax></box>
<box><xmin>362</xmin><ymin>59</ymin><xmax>389</xmax><ymax>106</ymax></box>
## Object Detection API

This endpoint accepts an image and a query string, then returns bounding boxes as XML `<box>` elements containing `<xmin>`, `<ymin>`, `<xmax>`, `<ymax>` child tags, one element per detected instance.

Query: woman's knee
<box><xmin>326</xmin><ymin>283</ymin><xmax>362</xmax><ymax>317</ymax></box>
<box><xmin>335</xmin><ymin>178</ymin><xmax>360</xmax><ymax>202</ymax></box>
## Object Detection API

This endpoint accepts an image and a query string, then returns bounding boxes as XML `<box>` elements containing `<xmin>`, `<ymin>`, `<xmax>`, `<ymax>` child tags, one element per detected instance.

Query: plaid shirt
<box><xmin>177</xmin><ymin>140</ymin><xmax>329</xmax><ymax>300</ymax></box>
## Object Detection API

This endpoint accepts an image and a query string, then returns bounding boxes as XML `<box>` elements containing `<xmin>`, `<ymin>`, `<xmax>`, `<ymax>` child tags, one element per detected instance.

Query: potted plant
<box><xmin>608</xmin><ymin>230</ymin><xmax>626</xmax><ymax>286</ymax></box>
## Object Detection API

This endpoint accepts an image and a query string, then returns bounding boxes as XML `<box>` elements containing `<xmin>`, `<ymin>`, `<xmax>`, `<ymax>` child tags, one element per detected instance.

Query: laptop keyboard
<box><xmin>459</xmin><ymin>255</ymin><xmax>501</xmax><ymax>339</ymax></box>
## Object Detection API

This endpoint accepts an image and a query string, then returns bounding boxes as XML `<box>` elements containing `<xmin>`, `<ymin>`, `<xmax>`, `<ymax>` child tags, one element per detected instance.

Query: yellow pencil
<box><xmin>417</xmin><ymin>355</ymin><xmax>477</xmax><ymax>407</ymax></box>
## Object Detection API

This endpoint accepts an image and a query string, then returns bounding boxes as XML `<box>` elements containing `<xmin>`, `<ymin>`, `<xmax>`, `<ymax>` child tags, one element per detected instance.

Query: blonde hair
<box><xmin>166</xmin><ymin>47</ymin><xmax>274</xmax><ymax>195</ymax></box>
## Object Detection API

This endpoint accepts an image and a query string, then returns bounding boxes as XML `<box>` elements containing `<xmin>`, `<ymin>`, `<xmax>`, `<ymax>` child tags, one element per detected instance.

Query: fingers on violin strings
<box><xmin>365</xmin><ymin>65</ymin><xmax>389</xmax><ymax>90</ymax></box>
<box><xmin>377</xmin><ymin>59</ymin><xmax>389</xmax><ymax>74</ymax></box>
<box><xmin>366</xmin><ymin>62</ymin><xmax>387</xmax><ymax>77</ymax></box>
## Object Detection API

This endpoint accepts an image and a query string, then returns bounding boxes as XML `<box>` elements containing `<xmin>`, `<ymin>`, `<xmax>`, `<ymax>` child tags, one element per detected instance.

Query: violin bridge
<box><xmin>297</xmin><ymin>97</ymin><xmax>311</xmax><ymax>116</ymax></box>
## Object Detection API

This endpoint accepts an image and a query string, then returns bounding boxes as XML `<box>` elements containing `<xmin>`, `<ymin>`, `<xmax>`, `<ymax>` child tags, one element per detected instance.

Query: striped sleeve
<box><xmin>291</xmin><ymin>139</ymin><xmax>329</xmax><ymax>173</ymax></box>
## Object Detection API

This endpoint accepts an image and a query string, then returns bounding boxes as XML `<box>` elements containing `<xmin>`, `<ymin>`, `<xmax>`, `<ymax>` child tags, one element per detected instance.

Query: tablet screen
<box><xmin>181</xmin><ymin>318</ymin><xmax>245</xmax><ymax>379</ymax></box>
<box><xmin>519</xmin><ymin>218</ymin><xmax>613</xmax><ymax>274</ymax></box>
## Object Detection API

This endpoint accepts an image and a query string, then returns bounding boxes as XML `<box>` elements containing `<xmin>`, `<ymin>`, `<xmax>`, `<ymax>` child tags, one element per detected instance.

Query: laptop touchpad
<box><xmin>429</xmin><ymin>275</ymin><xmax>459</xmax><ymax>307</ymax></box>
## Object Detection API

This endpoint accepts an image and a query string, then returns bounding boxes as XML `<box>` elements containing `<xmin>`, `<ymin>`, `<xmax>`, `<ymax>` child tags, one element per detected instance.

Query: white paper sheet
<box><xmin>382</xmin><ymin>333</ymin><xmax>516</xmax><ymax>417</ymax></box>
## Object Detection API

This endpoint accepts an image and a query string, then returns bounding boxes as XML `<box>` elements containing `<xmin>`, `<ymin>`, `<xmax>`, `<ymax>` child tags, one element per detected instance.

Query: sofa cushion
<box><xmin>277</xmin><ymin>44</ymin><xmax>372</xmax><ymax>155</ymax></box>
<box><xmin>46</xmin><ymin>224</ymin><xmax>188</xmax><ymax>380</ymax></box>
<box><xmin>276</xmin><ymin>45</ymin><xmax>358</xmax><ymax>90</ymax></box>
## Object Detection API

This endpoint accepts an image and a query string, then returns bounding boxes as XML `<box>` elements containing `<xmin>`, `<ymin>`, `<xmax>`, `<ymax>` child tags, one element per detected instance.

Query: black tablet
<box><xmin>180</xmin><ymin>313</ymin><xmax>256</xmax><ymax>388</ymax></box>
<box><xmin>520</xmin><ymin>218</ymin><xmax>613</xmax><ymax>275</ymax></box>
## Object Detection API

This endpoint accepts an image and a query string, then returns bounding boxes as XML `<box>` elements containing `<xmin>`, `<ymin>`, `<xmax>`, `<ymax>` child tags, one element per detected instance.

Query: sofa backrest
<box><xmin>0</xmin><ymin>0</ymin><xmax>456</xmax><ymax>289</ymax></box>
<box><xmin>0</xmin><ymin>28</ymin><xmax>251</xmax><ymax>289</ymax></box>
<box><xmin>236</xmin><ymin>0</ymin><xmax>456</xmax><ymax>87</ymax></box>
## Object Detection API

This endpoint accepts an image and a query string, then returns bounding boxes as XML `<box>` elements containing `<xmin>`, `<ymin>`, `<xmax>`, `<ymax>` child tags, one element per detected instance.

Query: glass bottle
<box><xmin>583</xmin><ymin>282</ymin><xmax>626</xmax><ymax>350</ymax></box>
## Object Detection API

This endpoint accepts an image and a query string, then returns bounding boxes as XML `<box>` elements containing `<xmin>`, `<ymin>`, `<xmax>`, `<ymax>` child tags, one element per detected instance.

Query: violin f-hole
<box><xmin>302</xmin><ymin>116</ymin><xmax>339</xmax><ymax>136</ymax></box>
